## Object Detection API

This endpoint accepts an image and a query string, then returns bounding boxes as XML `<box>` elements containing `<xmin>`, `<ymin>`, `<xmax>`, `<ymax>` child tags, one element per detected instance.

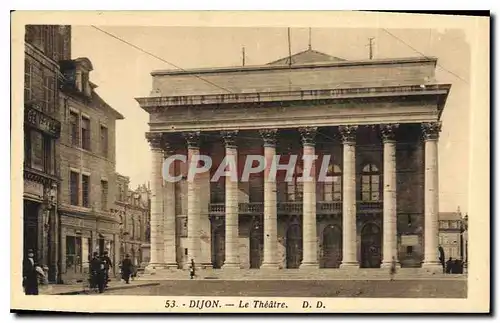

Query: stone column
<box><xmin>299</xmin><ymin>127</ymin><xmax>319</xmax><ymax>269</ymax></box>
<box><xmin>339</xmin><ymin>125</ymin><xmax>359</xmax><ymax>268</ymax></box>
<box><xmin>145</xmin><ymin>133</ymin><xmax>165</xmax><ymax>271</ymax></box>
<box><xmin>162</xmin><ymin>142</ymin><xmax>178</xmax><ymax>269</ymax></box>
<box><xmin>221</xmin><ymin>130</ymin><xmax>241</xmax><ymax>269</ymax></box>
<box><xmin>422</xmin><ymin>122</ymin><xmax>442</xmax><ymax>271</ymax></box>
<box><xmin>380</xmin><ymin>124</ymin><xmax>400</xmax><ymax>268</ymax></box>
<box><xmin>184</xmin><ymin>131</ymin><xmax>202</xmax><ymax>266</ymax></box>
<box><xmin>259</xmin><ymin>129</ymin><xmax>280</xmax><ymax>269</ymax></box>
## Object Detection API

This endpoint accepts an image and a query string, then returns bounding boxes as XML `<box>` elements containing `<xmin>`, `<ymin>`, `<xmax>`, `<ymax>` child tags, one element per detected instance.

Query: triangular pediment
<box><xmin>267</xmin><ymin>49</ymin><xmax>346</xmax><ymax>66</ymax></box>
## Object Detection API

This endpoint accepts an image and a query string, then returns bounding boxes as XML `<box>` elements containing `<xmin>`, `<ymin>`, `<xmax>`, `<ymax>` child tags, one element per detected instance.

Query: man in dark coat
<box><xmin>101</xmin><ymin>250</ymin><xmax>113</xmax><ymax>287</ymax></box>
<box><xmin>22</xmin><ymin>249</ymin><xmax>40</xmax><ymax>295</ymax></box>
<box><xmin>120</xmin><ymin>254</ymin><xmax>133</xmax><ymax>284</ymax></box>
<box><xmin>90</xmin><ymin>252</ymin><xmax>105</xmax><ymax>293</ymax></box>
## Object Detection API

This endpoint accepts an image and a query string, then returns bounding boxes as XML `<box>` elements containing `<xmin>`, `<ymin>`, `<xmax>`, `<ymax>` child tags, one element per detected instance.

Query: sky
<box><xmin>71</xmin><ymin>26</ymin><xmax>470</xmax><ymax>213</ymax></box>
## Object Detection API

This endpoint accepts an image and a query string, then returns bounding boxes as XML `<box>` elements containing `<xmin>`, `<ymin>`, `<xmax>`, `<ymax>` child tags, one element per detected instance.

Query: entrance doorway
<box><xmin>249</xmin><ymin>223</ymin><xmax>263</xmax><ymax>268</ymax></box>
<box><xmin>286</xmin><ymin>224</ymin><xmax>303</xmax><ymax>269</ymax></box>
<box><xmin>360</xmin><ymin>223</ymin><xmax>382</xmax><ymax>268</ymax></box>
<box><xmin>321</xmin><ymin>224</ymin><xmax>342</xmax><ymax>268</ymax></box>
<box><xmin>23</xmin><ymin>200</ymin><xmax>39</xmax><ymax>257</ymax></box>
<box><xmin>212</xmin><ymin>225</ymin><xmax>225</xmax><ymax>268</ymax></box>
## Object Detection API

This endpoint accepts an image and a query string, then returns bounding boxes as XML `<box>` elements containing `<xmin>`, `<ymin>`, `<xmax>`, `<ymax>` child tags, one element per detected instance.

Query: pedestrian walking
<box><xmin>101</xmin><ymin>250</ymin><xmax>113</xmax><ymax>288</ymax></box>
<box><xmin>389</xmin><ymin>256</ymin><xmax>397</xmax><ymax>281</ymax></box>
<box><xmin>90</xmin><ymin>252</ymin><xmax>105</xmax><ymax>293</ymax></box>
<box><xmin>120</xmin><ymin>254</ymin><xmax>133</xmax><ymax>284</ymax></box>
<box><xmin>22</xmin><ymin>249</ymin><xmax>44</xmax><ymax>295</ymax></box>
<box><xmin>189</xmin><ymin>259</ymin><xmax>196</xmax><ymax>279</ymax></box>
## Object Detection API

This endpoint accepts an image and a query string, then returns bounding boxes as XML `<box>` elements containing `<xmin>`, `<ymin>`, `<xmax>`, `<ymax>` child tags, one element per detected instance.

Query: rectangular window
<box><xmin>101</xmin><ymin>180</ymin><xmax>108</xmax><ymax>210</ymax></box>
<box><xmin>69</xmin><ymin>111</ymin><xmax>79</xmax><ymax>146</ymax></box>
<box><xmin>30</xmin><ymin>130</ymin><xmax>44</xmax><ymax>171</ymax></box>
<box><xmin>24</xmin><ymin>129</ymin><xmax>31</xmax><ymax>167</ymax></box>
<box><xmin>24</xmin><ymin>59</ymin><xmax>32</xmax><ymax>102</ymax></box>
<box><xmin>65</xmin><ymin>235</ymin><xmax>82</xmax><ymax>274</ymax></box>
<box><xmin>324</xmin><ymin>183</ymin><xmax>333</xmax><ymax>201</ymax></box>
<box><xmin>332</xmin><ymin>176</ymin><xmax>342</xmax><ymax>201</ymax></box>
<box><xmin>70</xmin><ymin>171</ymin><xmax>79</xmax><ymax>205</ymax></box>
<box><xmin>43</xmin><ymin>136</ymin><xmax>54</xmax><ymax>175</ymax></box>
<box><xmin>82</xmin><ymin>174</ymin><xmax>90</xmax><ymax>208</ymax></box>
<box><xmin>287</xmin><ymin>181</ymin><xmax>295</xmax><ymax>201</ymax></box>
<box><xmin>100</xmin><ymin>125</ymin><xmax>108</xmax><ymax>157</ymax></box>
<box><xmin>406</xmin><ymin>246</ymin><xmax>413</xmax><ymax>256</ymax></box>
<box><xmin>42</xmin><ymin>73</ymin><xmax>55</xmax><ymax>113</ymax></box>
<box><xmin>81</xmin><ymin>116</ymin><xmax>91</xmax><ymax>150</ymax></box>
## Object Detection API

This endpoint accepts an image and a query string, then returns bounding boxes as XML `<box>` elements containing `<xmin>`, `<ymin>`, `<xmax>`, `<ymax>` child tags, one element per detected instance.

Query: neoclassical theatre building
<box><xmin>136</xmin><ymin>49</ymin><xmax>450</xmax><ymax>272</ymax></box>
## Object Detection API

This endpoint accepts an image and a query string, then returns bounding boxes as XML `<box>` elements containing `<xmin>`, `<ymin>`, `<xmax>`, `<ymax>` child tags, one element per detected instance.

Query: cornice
<box><xmin>136</xmin><ymin>84</ymin><xmax>451</xmax><ymax>110</ymax></box>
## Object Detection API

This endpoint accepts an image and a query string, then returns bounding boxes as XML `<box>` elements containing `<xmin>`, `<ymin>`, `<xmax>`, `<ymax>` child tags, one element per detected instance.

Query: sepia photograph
<box><xmin>10</xmin><ymin>11</ymin><xmax>489</xmax><ymax>313</ymax></box>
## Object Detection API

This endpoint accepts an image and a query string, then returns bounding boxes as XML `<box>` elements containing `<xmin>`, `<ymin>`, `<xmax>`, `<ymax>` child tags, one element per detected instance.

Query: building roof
<box><xmin>91</xmin><ymin>91</ymin><xmax>125</xmax><ymax>120</ymax></box>
<box><xmin>267</xmin><ymin>48</ymin><xmax>346</xmax><ymax>65</ymax></box>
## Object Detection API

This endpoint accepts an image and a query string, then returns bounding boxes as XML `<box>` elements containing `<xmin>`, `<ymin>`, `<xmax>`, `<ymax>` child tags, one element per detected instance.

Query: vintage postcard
<box><xmin>10</xmin><ymin>11</ymin><xmax>489</xmax><ymax>313</ymax></box>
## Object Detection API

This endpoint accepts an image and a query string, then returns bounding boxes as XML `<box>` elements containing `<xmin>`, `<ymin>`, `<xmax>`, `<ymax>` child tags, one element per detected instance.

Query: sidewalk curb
<box><xmin>47</xmin><ymin>282</ymin><xmax>160</xmax><ymax>295</ymax></box>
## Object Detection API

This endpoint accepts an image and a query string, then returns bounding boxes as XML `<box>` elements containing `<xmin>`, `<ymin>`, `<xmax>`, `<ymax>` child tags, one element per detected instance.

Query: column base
<box><xmin>222</xmin><ymin>262</ymin><xmax>241</xmax><ymax>270</ymax></box>
<box><xmin>163</xmin><ymin>263</ymin><xmax>179</xmax><ymax>270</ymax></box>
<box><xmin>422</xmin><ymin>261</ymin><xmax>443</xmax><ymax>273</ymax></box>
<box><xmin>299</xmin><ymin>262</ymin><xmax>319</xmax><ymax>269</ymax></box>
<box><xmin>380</xmin><ymin>261</ymin><xmax>401</xmax><ymax>269</ymax></box>
<box><xmin>145</xmin><ymin>263</ymin><xmax>164</xmax><ymax>274</ymax></box>
<box><xmin>260</xmin><ymin>262</ymin><xmax>280</xmax><ymax>270</ymax></box>
<box><xmin>339</xmin><ymin>261</ymin><xmax>359</xmax><ymax>269</ymax></box>
<box><xmin>200</xmin><ymin>263</ymin><xmax>213</xmax><ymax>270</ymax></box>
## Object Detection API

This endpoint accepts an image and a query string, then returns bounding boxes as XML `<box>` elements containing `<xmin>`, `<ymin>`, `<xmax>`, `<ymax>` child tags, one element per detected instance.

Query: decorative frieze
<box><xmin>338</xmin><ymin>125</ymin><xmax>358</xmax><ymax>144</ymax></box>
<box><xmin>259</xmin><ymin>128</ymin><xmax>278</xmax><ymax>147</ymax></box>
<box><xmin>221</xmin><ymin>130</ymin><xmax>239</xmax><ymax>148</ymax></box>
<box><xmin>24</xmin><ymin>105</ymin><xmax>61</xmax><ymax>138</ymax></box>
<box><xmin>298</xmin><ymin>127</ymin><xmax>317</xmax><ymax>147</ymax></box>
<box><xmin>421</xmin><ymin>121</ymin><xmax>442</xmax><ymax>141</ymax></box>
<box><xmin>183</xmin><ymin>131</ymin><xmax>201</xmax><ymax>149</ymax></box>
<box><xmin>380</xmin><ymin>123</ymin><xmax>400</xmax><ymax>142</ymax></box>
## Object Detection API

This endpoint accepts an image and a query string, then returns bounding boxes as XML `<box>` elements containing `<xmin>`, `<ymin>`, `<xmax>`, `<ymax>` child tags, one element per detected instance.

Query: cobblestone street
<box><xmin>97</xmin><ymin>279</ymin><xmax>467</xmax><ymax>298</ymax></box>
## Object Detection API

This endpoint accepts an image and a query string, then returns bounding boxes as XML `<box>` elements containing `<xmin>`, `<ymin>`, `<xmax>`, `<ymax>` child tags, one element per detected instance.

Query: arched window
<box><xmin>324</xmin><ymin>164</ymin><xmax>342</xmax><ymax>201</ymax></box>
<box><xmin>361</xmin><ymin>164</ymin><xmax>380</xmax><ymax>202</ymax></box>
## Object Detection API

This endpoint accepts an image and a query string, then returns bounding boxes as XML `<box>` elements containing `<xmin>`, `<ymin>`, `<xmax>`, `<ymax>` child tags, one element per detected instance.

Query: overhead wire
<box><xmin>381</xmin><ymin>28</ymin><xmax>468</xmax><ymax>84</ymax></box>
<box><xmin>90</xmin><ymin>25</ymin><xmax>234</xmax><ymax>94</ymax></box>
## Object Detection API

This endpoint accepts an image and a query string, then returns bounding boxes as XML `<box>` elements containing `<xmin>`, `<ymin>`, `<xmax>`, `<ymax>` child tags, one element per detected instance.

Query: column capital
<box><xmin>338</xmin><ymin>125</ymin><xmax>358</xmax><ymax>144</ymax></box>
<box><xmin>421</xmin><ymin>122</ymin><xmax>442</xmax><ymax>141</ymax></box>
<box><xmin>298</xmin><ymin>127</ymin><xmax>318</xmax><ymax>147</ymax></box>
<box><xmin>145</xmin><ymin>132</ymin><xmax>163</xmax><ymax>150</ymax></box>
<box><xmin>221</xmin><ymin>130</ymin><xmax>239</xmax><ymax>148</ymax></box>
<box><xmin>259</xmin><ymin>128</ymin><xmax>278</xmax><ymax>147</ymax></box>
<box><xmin>380</xmin><ymin>123</ymin><xmax>399</xmax><ymax>143</ymax></box>
<box><xmin>182</xmin><ymin>131</ymin><xmax>201</xmax><ymax>149</ymax></box>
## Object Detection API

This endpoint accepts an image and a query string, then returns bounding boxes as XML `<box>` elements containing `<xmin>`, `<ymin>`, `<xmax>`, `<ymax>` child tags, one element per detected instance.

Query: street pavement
<box><xmin>98</xmin><ymin>279</ymin><xmax>467</xmax><ymax>298</ymax></box>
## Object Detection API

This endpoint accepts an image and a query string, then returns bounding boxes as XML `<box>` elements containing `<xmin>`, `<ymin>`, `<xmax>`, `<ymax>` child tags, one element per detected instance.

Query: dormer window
<box><xmin>81</xmin><ymin>71</ymin><xmax>91</xmax><ymax>97</ymax></box>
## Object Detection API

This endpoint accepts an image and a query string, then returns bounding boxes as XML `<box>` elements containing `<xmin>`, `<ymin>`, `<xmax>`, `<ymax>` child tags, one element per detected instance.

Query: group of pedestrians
<box><xmin>90</xmin><ymin>251</ymin><xmax>137</xmax><ymax>293</ymax></box>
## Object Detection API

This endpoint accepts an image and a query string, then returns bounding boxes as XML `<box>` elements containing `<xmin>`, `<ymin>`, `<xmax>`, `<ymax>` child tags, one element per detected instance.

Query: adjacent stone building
<box><xmin>57</xmin><ymin>56</ymin><xmax>124</xmax><ymax>282</ymax></box>
<box><xmin>113</xmin><ymin>174</ymin><xmax>151</xmax><ymax>269</ymax></box>
<box><xmin>438</xmin><ymin>208</ymin><xmax>466</xmax><ymax>261</ymax></box>
<box><xmin>136</xmin><ymin>49</ymin><xmax>452</xmax><ymax>273</ymax></box>
<box><xmin>23</xmin><ymin>25</ymin><xmax>70</xmax><ymax>282</ymax></box>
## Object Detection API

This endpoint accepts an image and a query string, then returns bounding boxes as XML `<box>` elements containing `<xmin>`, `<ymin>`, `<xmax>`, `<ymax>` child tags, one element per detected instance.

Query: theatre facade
<box><xmin>135</xmin><ymin>50</ymin><xmax>451</xmax><ymax>272</ymax></box>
